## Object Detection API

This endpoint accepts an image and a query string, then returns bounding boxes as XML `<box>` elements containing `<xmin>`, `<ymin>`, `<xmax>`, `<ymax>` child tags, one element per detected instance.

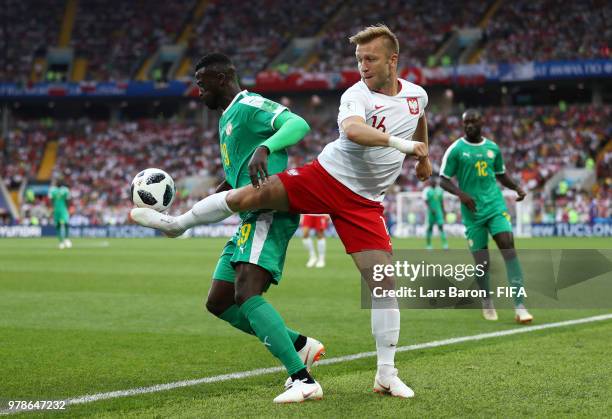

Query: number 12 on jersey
<box><xmin>475</xmin><ymin>160</ymin><xmax>488</xmax><ymax>177</ymax></box>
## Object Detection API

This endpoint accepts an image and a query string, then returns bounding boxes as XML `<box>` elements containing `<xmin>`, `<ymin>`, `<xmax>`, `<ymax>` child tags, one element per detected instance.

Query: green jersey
<box><xmin>422</xmin><ymin>186</ymin><xmax>444</xmax><ymax>213</ymax></box>
<box><xmin>219</xmin><ymin>90</ymin><xmax>289</xmax><ymax>189</ymax></box>
<box><xmin>48</xmin><ymin>185</ymin><xmax>70</xmax><ymax>221</ymax></box>
<box><xmin>440</xmin><ymin>137</ymin><xmax>507</xmax><ymax>223</ymax></box>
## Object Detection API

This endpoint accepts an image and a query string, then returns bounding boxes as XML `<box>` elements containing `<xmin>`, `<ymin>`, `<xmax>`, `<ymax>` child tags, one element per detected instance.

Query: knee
<box><xmin>234</xmin><ymin>288</ymin><xmax>257</xmax><ymax>307</ymax></box>
<box><xmin>226</xmin><ymin>190</ymin><xmax>242</xmax><ymax>212</ymax></box>
<box><xmin>205</xmin><ymin>296</ymin><xmax>230</xmax><ymax>317</ymax></box>
<box><xmin>227</xmin><ymin>189</ymin><xmax>259</xmax><ymax>213</ymax></box>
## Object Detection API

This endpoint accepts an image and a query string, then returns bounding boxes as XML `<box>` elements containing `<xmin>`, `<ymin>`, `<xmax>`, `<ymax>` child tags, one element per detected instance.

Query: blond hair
<box><xmin>349</xmin><ymin>24</ymin><xmax>399</xmax><ymax>55</ymax></box>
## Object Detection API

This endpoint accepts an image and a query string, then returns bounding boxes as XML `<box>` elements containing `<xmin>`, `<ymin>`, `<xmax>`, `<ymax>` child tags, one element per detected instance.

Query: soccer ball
<box><xmin>130</xmin><ymin>168</ymin><xmax>176</xmax><ymax>212</ymax></box>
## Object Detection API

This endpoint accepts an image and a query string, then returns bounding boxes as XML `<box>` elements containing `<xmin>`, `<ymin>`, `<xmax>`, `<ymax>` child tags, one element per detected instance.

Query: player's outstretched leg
<box><xmin>234</xmin><ymin>264</ymin><xmax>322</xmax><ymax>403</ymax></box>
<box><xmin>130</xmin><ymin>190</ymin><xmax>233</xmax><ymax>237</ymax></box>
<box><xmin>493</xmin><ymin>233</ymin><xmax>533</xmax><ymax>324</ymax></box>
<box><xmin>130</xmin><ymin>176</ymin><xmax>290</xmax><ymax>236</ymax></box>
<box><xmin>353</xmin><ymin>251</ymin><xmax>414</xmax><ymax>399</ymax></box>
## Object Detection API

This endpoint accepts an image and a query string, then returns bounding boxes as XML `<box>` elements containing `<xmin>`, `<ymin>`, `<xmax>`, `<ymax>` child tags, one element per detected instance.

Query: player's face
<box><xmin>195</xmin><ymin>68</ymin><xmax>223</xmax><ymax>110</ymax></box>
<box><xmin>462</xmin><ymin>113</ymin><xmax>482</xmax><ymax>140</ymax></box>
<box><xmin>355</xmin><ymin>38</ymin><xmax>397</xmax><ymax>91</ymax></box>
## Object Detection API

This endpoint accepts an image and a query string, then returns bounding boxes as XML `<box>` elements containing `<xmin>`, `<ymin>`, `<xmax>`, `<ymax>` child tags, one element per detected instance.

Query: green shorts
<box><xmin>465</xmin><ymin>210</ymin><xmax>512</xmax><ymax>251</ymax></box>
<box><xmin>427</xmin><ymin>209</ymin><xmax>444</xmax><ymax>226</ymax></box>
<box><xmin>212</xmin><ymin>210</ymin><xmax>299</xmax><ymax>285</ymax></box>
<box><xmin>54</xmin><ymin>212</ymin><xmax>69</xmax><ymax>225</ymax></box>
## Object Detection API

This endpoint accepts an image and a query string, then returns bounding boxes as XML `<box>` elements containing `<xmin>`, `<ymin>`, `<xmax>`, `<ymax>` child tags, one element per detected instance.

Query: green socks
<box><xmin>57</xmin><ymin>222</ymin><xmax>66</xmax><ymax>242</ymax></box>
<box><xmin>440</xmin><ymin>230</ymin><xmax>448</xmax><ymax>248</ymax></box>
<box><xmin>504</xmin><ymin>257</ymin><xmax>525</xmax><ymax>306</ymax></box>
<box><xmin>476</xmin><ymin>270</ymin><xmax>491</xmax><ymax>294</ymax></box>
<box><xmin>239</xmin><ymin>296</ymin><xmax>305</xmax><ymax>374</ymax></box>
<box><xmin>426</xmin><ymin>226</ymin><xmax>433</xmax><ymax>247</ymax></box>
<box><xmin>219</xmin><ymin>304</ymin><xmax>300</xmax><ymax>343</ymax></box>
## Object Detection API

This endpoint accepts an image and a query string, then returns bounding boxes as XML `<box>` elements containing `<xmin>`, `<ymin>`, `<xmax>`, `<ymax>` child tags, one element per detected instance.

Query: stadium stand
<box><xmin>311</xmin><ymin>0</ymin><xmax>491</xmax><ymax>71</ymax></box>
<box><xmin>1</xmin><ymin>0</ymin><xmax>609</xmax><ymax>82</ymax></box>
<box><xmin>3</xmin><ymin>103</ymin><xmax>610</xmax><ymax>225</ymax></box>
<box><xmin>480</xmin><ymin>0</ymin><xmax>612</xmax><ymax>64</ymax></box>
<box><xmin>70</xmin><ymin>0</ymin><xmax>196</xmax><ymax>81</ymax></box>
<box><xmin>0</xmin><ymin>0</ymin><xmax>65</xmax><ymax>82</ymax></box>
<box><xmin>184</xmin><ymin>0</ymin><xmax>342</xmax><ymax>78</ymax></box>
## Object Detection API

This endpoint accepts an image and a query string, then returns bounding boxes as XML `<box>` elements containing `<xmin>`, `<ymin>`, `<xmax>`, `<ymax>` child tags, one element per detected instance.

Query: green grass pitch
<box><xmin>1</xmin><ymin>237</ymin><xmax>611</xmax><ymax>417</ymax></box>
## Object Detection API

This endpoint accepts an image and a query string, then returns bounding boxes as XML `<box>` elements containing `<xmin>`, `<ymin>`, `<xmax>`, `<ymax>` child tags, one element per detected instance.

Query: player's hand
<box><xmin>412</xmin><ymin>141</ymin><xmax>428</xmax><ymax>158</ymax></box>
<box><xmin>516</xmin><ymin>187</ymin><xmax>526</xmax><ymax>202</ymax></box>
<box><xmin>415</xmin><ymin>157</ymin><xmax>432</xmax><ymax>181</ymax></box>
<box><xmin>459</xmin><ymin>192</ymin><xmax>477</xmax><ymax>212</ymax></box>
<box><xmin>248</xmin><ymin>146</ymin><xmax>270</xmax><ymax>188</ymax></box>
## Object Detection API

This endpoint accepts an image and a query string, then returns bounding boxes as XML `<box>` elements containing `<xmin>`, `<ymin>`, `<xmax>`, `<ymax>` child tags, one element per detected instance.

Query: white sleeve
<box><xmin>337</xmin><ymin>89</ymin><xmax>368</xmax><ymax>125</ymax></box>
<box><xmin>419</xmin><ymin>87</ymin><xmax>428</xmax><ymax>118</ymax></box>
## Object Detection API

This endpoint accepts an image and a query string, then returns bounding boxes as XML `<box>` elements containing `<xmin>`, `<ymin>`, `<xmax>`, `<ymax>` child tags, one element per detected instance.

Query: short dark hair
<box><xmin>195</xmin><ymin>53</ymin><xmax>234</xmax><ymax>73</ymax></box>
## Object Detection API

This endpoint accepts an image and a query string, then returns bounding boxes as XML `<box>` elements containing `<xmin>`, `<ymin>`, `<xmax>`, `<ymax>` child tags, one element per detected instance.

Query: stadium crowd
<box><xmin>185</xmin><ymin>0</ymin><xmax>341</xmax><ymax>79</ymax></box>
<box><xmin>0</xmin><ymin>0</ymin><xmax>64</xmax><ymax>83</ymax></box>
<box><xmin>480</xmin><ymin>0</ymin><xmax>612</xmax><ymax>64</ymax></box>
<box><xmin>3</xmin><ymin>103</ymin><xmax>610</xmax><ymax>226</ymax></box>
<box><xmin>312</xmin><ymin>0</ymin><xmax>489</xmax><ymax>71</ymax></box>
<box><xmin>2</xmin><ymin>0</ymin><xmax>610</xmax><ymax>83</ymax></box>
<box><xmin>70</xmin><ymin>0</ymin><xmax>196</xmax><ymax>81</ymax></box>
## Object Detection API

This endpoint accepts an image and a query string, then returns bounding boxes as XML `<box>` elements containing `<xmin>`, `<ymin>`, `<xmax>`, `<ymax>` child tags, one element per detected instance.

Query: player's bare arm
<box><xmin>341</xmin><ymin>116</ymin><xmax>428</xmax><ymax>157</ymax></box>
<box><xmin>414</xmin><ymin>114</ymin><xmax>432</xmax><ymax>181</ymax></box>
<box><xmin>496</xmin><ymin>173</ymin><xmax>526</xmax><ymax>201</ymax></box>
<box><xmin>439</xmin><ymin>176</ymin><xmax>477</xmax><ymax>212</ymax></box>
<box><xmin>247</xmin><ymin>111</ymin><xmax>310</xmax><ymax>188</ymax></box>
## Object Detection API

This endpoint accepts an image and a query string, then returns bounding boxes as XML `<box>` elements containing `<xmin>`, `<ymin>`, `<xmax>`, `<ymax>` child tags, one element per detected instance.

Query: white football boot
<box><xmin>373</xmin><ymin>368</ymin><xmax>415</xmax><ymax>398</ymax></box>
<box><xmin>306</xmin><ymin>255</ymin><xmax>317</xmax><ymax>268</ymax></box>
<box><xmin>64</xmin><ymin>239</ymin><xmax>72</xmax><ymax>248</ymax></box>
<box><xmin>274</xmin><ymin>378</ymin><xmax>323</xmax><ymax>403</ymax></box>
<box><xmin>515</xmin><ymin>305</ymin><xmax>533</xmax><ymax>324</ymax></box>
<box><xmin>315</xmin><ymin>257</ymin><xmax>325</xmax><ymax>268</ymax></box>
<box><xmin>284</xmin><ymin>337</ymin><xmax>326</xmax><ymax>388</ymax></box>
<box><xmin>130</xmin><ymin>208</ymin><xmax>184</xmax><ymax>238</ymax></box>
<box><xmin>58</xmin><ymin>242</ymin><xmax>65</xmax><ymax>250</ymax></box>
<box><xmin>482</xmin><ymin>298</ymin><xmax>498</xmax><ymax>321</ymax></box>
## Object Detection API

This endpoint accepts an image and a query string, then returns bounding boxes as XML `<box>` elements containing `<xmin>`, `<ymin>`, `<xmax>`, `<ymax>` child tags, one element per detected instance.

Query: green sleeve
<box><xmin>493</xmin><ymin>146</ymin><xmax>505</xmax><ymax>174</ymax></box>
<box><xmin>260</xmin><ymin>111</ymin><xmax>310</xmax><ymax>153</ymax></box>
<box><xmin>440</xmin><ymin>144</ymin><xmax>458</xmax><ymax>178</ymax></box>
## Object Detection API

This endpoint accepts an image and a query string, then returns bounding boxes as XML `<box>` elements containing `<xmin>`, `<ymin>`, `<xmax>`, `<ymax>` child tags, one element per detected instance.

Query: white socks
<box><xmin>177</xmin><ymin>190</ymin><xmax>233</xmax><ymax>230</ymax></box>
<box><xmin>302</xmin><ymin>237</ymin><xmax>315</xmax><ymax>258</ymax></box>
<box><xmin>317</xmin><ymin>238</ymin><xmax>326</xmax><ymax>260</ymax></box>
<box><xmin>371</xmin><ymin>296</ymin><xmax>400</xmax><ymax>373</ymax></box>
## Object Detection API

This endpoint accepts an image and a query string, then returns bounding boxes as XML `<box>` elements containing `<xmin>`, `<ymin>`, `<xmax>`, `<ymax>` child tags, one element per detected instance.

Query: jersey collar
<box><xmin>461</xmin><ymin>137</ymin><xmax>486</xmax><ymax>146</ymax></box>
<box><xmin>222</xmin><ymin>90</ymin><xmax>248</xmax><ymax>115</ymax></box>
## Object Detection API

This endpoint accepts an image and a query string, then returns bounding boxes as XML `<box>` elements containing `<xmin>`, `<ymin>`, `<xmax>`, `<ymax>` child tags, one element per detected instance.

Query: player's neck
<box><xmin>219</xmin><ymin>85</ymin><xmax>242</xmax><ymax>111</ymax></box>
<box><xmin>465</xmin><ymin>135</ymin><xmax>483</xmax><ymax>144</ymax></box>
<box><xmin>374</xmin><ymin>78</ymin><xmax>400</xmax><ymax>96</ymax></box>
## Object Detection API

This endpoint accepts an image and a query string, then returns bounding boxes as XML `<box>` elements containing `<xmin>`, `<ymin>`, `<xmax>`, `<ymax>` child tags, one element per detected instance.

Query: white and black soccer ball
<box><xmin>130</xmin><ymin>168</ymin><xmax>176</xmax><ymax>212</ymax></box>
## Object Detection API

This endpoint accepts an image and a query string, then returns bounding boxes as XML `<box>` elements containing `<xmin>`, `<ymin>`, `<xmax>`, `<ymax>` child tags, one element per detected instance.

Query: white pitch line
<box><xmin>2</xmin><ymin>313</ymin><xmax>611</xmax><ymax>415</ymax></box>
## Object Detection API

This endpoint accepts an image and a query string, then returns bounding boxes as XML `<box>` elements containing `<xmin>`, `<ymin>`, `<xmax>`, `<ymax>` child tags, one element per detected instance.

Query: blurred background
<box><xmin>1</xmin><ymin>0</ymin><xmax>610</xmax><ymax>237</ymax></box>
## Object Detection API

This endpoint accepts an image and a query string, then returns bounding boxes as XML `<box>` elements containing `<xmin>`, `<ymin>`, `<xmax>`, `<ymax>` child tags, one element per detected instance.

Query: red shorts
<box><xmin>277</xmin><ymin>160</ymin><xmax>391</xmax><ymax>253</ymax></box>
<box><xmin>302</xmin><ymin>214</ymin><xmax>328</xmax><ymax>232</ymax></box>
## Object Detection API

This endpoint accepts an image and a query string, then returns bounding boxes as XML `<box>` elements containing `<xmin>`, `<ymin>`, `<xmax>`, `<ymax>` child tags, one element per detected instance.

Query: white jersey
<box><xmin>318</xmin><ymin>79</ymin><xmax>428</xmax><ymax>202</ymax></box>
